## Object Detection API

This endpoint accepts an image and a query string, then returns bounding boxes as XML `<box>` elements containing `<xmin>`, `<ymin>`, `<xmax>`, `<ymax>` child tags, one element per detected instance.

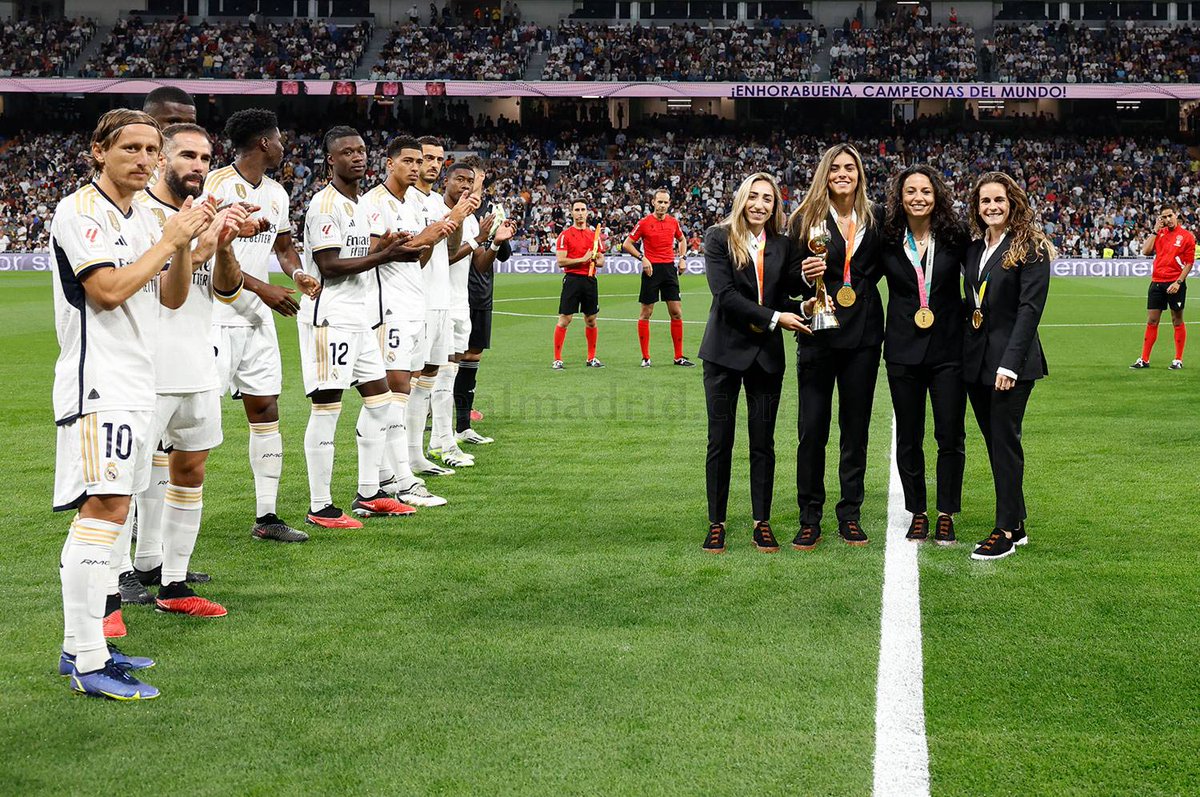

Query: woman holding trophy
<box><xmin>788</xmin><ymin>144</ymin><xmax>885</xmax><ymax>550</ymax></box>
<box><xmin>698</xmin><ymin>173</ymin><xmax>815</xmax><ymax>554</ymax></box>
<box><xmin>879</xmin><ymin>165</ymin><xmax>969</xmax><ymax>545</ymax></box>
<box><xmin>962</xmin><ymin>172</ymin><xmax>1053</xmax><ymax>562</ymax></box>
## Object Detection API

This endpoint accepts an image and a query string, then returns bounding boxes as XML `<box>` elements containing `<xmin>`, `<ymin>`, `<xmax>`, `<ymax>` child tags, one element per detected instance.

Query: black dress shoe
<box><xmin>905</xmin><ymin>514</ymin><xmax>929</xmax><ymax>542</ymax></box>
<box><xmin>752</xmin><ymin>521</ymin><xmax>779</xmax><ymax>553</ymax></box>
<box><xmin>702</xmin><ymin>523</ymin><xmax>726</xmax><ymax>554</ymax></box>
<box><xmin>792</xmin><ymin>524</ymin><xmax>821</xmax><ymax>551</ymax></box>
<box><xmin>838</xmin><ymin>519</ymin><xmax>870</xmax><ymax>546</ymax></box>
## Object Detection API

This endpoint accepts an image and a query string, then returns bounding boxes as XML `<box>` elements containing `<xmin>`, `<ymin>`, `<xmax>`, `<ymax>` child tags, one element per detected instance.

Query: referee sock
<box><xmin>356</xmin><ymin>392</ymin><xmax>391</xmax><ymax>498</ymax></box>
<box><xmin>304</xmin><ymin>401</ymin><xmax>342</xmax><ymax>512</ymax></box>
<box><xmin>249</xmin><ymin>421</ymin><xmax>283</xmax><ymax>517</ymax></box>
<box><xmin>432</xmin><ymin>364</ymin><xmax>457</xmax><ymax>450</ymax></box>
<box><xmin>61</xmin><ymin>517</ymin><xmax>123</xmax><ymax>673</ymax></box>
<box><xmin>1174</xmin><ymin>323</ymin><xmax>1187</xmax><ymax>360</ymax></box>
<box><xmin>553</xmin><ymin>325</ymin><xmax>567</xmax><ymax>360</ymax></box>
<box><xmin>133</xmin><ymin>452</ymin><xmax>169</xmax><ymax>572</ymax></box>
<box><xmin>1141</xmin><ymin>323</ymin><xmax>1159</xmax><ymax>362</ymax></box>
<box><xmin>161</xmin><ymin>484</ymin><xmax>202</xmax><ymax>587</ymax></box>
<box><xmin>454</xmin><ymin>360</ymin><xmax>479</xmax><ymax>433</ymax></box>
<box><xmin>637</xmin><ymin>319</ymin><xmax>651</xmax><ymax>359</ymax></box>
<box><xmin>585</xmin><ymin>326</ymin><xmax>598</xmax><ymax>360</ymax></box>
<box><xmin>670</xmin><ymin>318</ymin><xmax>684</xmax><ymax>359</ymax></box>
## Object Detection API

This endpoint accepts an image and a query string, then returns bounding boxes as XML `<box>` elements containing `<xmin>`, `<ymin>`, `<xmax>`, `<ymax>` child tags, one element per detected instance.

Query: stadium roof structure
<box><xmin>6</xmin><ymin>78</ymin><xmax>1200</xmax><ymax>100</ymax></box>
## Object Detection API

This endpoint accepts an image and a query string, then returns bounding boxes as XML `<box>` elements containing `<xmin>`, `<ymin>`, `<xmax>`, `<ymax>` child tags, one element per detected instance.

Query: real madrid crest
<box><xmin>235</xmin><ymin>184</ymin><xmax>247</xmax><ymax>200</ymax></box>
<box><xmin>105</xmin><ymin>462</ymin><xmax>119</xmax><ymax>481</ymax></box>
<box><xmin>107</xmin><ymin>211</ymin><xmax>121</xmax><ymax>232</ymax></box>
<box><xmin>390</xmin><ymin>201</ymin><xmax>398</xmax><ymax>213</ymax></box>
<box><xmin>152</xmin><ymin>208</ymin><xmax>166</xmax><ymax>228</ymax></box>
<box><xmin>271</xmin><ymin>201</ymin><xmax>279</xmax><ymax>216</ymax></box>
<box><xmin>344</xmin><ymin>203</ymin><xmax>353</xmax><ymax>217</ymax></box>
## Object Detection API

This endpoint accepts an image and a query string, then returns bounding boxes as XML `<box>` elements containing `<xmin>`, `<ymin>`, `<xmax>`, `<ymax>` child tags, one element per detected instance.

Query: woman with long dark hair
<box><xmin>788</xmin><ymin>143</ymin><xmax>884</xmax><ymax>550</ymax></box>
<box><xmin>962</xmin><ymin>172</ymin><xmax>1053</xmax><ymax>561</ymax></box>
<box><xmin>880</xmin><ymin>165</ymin><xmax>969</xmax><ymax>545</ymax></box>
<box><xmin>698</xmin><ymin>172</ymin><xmax>813</xmax><ymax>553</ymax></box>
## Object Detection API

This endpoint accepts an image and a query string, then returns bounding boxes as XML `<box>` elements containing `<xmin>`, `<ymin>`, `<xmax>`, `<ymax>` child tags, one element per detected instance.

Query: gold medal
<box><xmin>914</xmin><ymin>307</ymin><xmax>934</xmax><ymax>329</ymax></box>
<box><xmin>836</xmin><ymin>286</ymin><xmax>856</xmax><ymax>307</ymax></box>
<box><xmin>971</xmin><ymin>309</ymin><xmax>983</xmax><ymax>330</ymax></box>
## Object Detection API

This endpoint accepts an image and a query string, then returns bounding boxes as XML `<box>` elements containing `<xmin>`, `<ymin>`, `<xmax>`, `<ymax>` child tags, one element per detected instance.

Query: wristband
<box><xmin>465</xmin><ymin>238</ymin><xmax>479</xmax><ymax>251</ymax></box>
<box><xmin>489</xmin><ymin>241</ymin><xmax>502</xmax><ymax>252</ymax></box>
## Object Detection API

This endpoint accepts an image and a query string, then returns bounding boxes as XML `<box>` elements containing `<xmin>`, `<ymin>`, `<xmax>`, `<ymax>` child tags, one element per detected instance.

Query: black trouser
<box><xmin>703</xmin><ymin>359</ymin><xmax>784</xmax><ymax>524</ymax></box>
<box><xmin>965</xmin><ymin>379</ymin><xmax>1035</xmax><ymax>530</ymax></box>
<box><xmin>796</xmin><ymin>345</ymin><xmax>881</xmax><ymax>525</ymax></box>
<box><xmin>886</xmin><ymin>361</ymin><xmax>966</xmax><ymax>515</ymax></box>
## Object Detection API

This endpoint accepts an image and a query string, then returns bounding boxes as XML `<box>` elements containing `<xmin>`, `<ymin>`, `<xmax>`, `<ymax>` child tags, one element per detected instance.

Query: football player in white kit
<box><xmin>406</xmin><ymin>137</ymin><xmax>480</xmax><ymax>473</ymax></box>
<box><xmin>360</xmin><ymin>134</ymin><xmax>471</xmax><ymax>506</ymax></box>
<box><xmin>133</xmin><ymin>123</ymin><xmax>257</xmax><ymax>619</ymax></box>
<box><xmin>299</xmin><ymin>127</ymin><xmax>423</xmax><ymax>529</ymax></box>
<box><xmin>206</xmin><ymin>109</ymin><xmax>320</xmax><ymax>543</ymax></box>
<box><xmin>51</xmin><ymin>109</ymin><xmax>215</xmax><ymax>699</ymax></box>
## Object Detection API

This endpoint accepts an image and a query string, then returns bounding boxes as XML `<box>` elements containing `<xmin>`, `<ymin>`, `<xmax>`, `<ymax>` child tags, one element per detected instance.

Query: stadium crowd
<box><xmin>368</xmin><ymin>22</ymin><xmax>542</xmax><ymax>80</ymax></box>
<box><xmin>541</xmin><ymin>22</ymin><xmax>823</xmax><ymax>81</ymax></box>
<box><xmin>79</xmin><ymin>17</ymin><xmax>371</xmax><ymax>79</ymax></box>
<box><xmin>829</xmin><ymin>21</ymin><xmax>979</xmax><ymax>82</ymax></box>
<box><xmin>0</xmin><ymin>18</ymin><xmax>96</xmax><ymax>77</ymax></box>
<box><xmin>2</xmin><ymin>124</ymin><xmax>1197</xmax><ymax>260</ymax></box>
<box><xmin>985</xmin><ymin>21</ymin><xmax>1200</xmax><ymax>83</ymax></box>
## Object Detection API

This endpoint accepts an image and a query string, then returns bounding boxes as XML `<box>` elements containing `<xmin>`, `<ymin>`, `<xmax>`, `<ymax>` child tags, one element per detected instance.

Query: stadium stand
<box><xmin>79</xmin><ymin>17</ymin><xmax>372</xmax><ymax>79</ymax></box>
<box><xmin>986</xmin><ymin>21</ymin><xmax>1200</xmax><ymax>83</ymax></box>
<box><xmin>0</xmin><ymin>18</ymin><xmax>96</xmax><ymax>77</ymax></box>
<box><xmin>368</xmin><ymin>22</ymin><xmax>542</xmax><ymax>81</ymax></box>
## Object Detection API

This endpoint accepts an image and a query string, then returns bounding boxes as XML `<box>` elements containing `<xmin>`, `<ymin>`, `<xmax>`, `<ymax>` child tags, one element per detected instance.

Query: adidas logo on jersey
<box><xmin>88</xmin><ymin>388</ymin><xmax>100</xmax><ymax>400</ymax></box>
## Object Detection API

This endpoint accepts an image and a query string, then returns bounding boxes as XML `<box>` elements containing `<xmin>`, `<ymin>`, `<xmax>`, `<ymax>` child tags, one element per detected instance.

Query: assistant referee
<box><xmin>622</xmin><ymin>188</ymin><xmax>693</xmax><ymax>368</ymax></box>
<box><xmin>1131</xmin><ymin>206</ymin><xmax>1194</xmax><ymax>370</ymax></box>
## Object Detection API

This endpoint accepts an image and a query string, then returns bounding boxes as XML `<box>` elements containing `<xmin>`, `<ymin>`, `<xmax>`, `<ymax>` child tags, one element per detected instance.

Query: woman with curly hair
<box><xmin>963</xmin><ymin>171</ymin><xmax>1054</xmax><ymax>561</ymax></box>
<box><xmin>880</xmin><ymin>165</ymin><xmax>969</xmax><ymax>546</ymax></box>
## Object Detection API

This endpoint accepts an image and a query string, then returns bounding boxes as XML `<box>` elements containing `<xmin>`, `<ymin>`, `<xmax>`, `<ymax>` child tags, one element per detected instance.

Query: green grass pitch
<box><xmin>0</xmin><ymin>272</ymin><xmax>1195</xmax><ymax>795</ymax></box>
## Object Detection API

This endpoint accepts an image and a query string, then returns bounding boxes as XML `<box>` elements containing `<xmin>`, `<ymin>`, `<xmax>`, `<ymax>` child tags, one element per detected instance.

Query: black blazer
<box><xmin>698</xmin><ymin>224</ymin><xmax>804</xmax><ymax>374</ymax></box>
<box><xmin>880</xmin><ymin>235</ymin><xmax>966</xmax><ymax>366</ymax></box>
<box><xmin>962</xmin><ymin>236</ymin><xmax>1050</xmax><ymax>384</ymax></box>
<box><xmin>793</xmin><ymin>207</ymin><xmax>885</xmax><ymax>360</ymax></box>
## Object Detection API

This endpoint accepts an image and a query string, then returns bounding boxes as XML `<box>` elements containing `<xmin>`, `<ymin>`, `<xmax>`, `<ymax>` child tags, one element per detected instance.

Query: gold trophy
<box><xmin>807</xmin><ymin>223</ymin><xmax>840</xmax><ymax>331</ymax></box>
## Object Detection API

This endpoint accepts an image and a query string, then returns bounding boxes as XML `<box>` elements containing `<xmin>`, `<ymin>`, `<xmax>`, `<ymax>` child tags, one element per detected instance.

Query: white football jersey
<box><xmin>204</xmin><ymin>165</ymin><xmax>291</xmax><ymax>328</ymax></box>
<box><xmin>407</xmin><ymin>185</ymin><xmax>451</xmax><ymax>311</ymax></box>
<box><xmin>50</xmin><ymin>182</ymin><xmax>162</xmax><ymax>424</ymax></box>
<box><xmin>449</xmin><ymin>213</ymin><xmax>477</xmax><ymax>312</ymax></box>
<box><xmin>137</xmin><ymin>189</ymin><xmax>238</xmax><ymax>394</ymax></box>
<box><xmin>362</xmin><ymin>183</ymin><xmax>426</xmax><ymax>322</ymax></box>
<box><xmin>301</xmin><ymin>184</ymin><xmax>374</xmax><ymax>330</ymax></box>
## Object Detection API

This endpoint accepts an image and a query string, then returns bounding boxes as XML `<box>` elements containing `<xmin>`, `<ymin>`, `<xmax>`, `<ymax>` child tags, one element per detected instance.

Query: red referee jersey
<box><xmin>556</xmin><ymin>225</ymin><xmax>600</xmax><ymax>276</ymax></box>
<box><xmin>1152</xmin><ymin>226</ymin><xmax>1196</xmax><ymax>282</ymax></box>
<box><xmin>630</xmin><ymin>214</ymin><xmax>684</xmax><ymax>263</ymax></box>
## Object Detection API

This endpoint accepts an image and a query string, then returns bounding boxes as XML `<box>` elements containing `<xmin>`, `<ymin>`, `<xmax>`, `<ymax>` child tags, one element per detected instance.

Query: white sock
<box><xmin>304</xmin><ymin>401</ymin><xmax>342</xmax><ymax>512</ymax></box>
<box><xmin>385</xmin><ymin>392</ymin><xmax>417</xmax><ymax>487</ymax></box>
<box><xmin>356</xmin><ymin>392</ymin><xmax>391</xmax><ymax>498</ymax></box>
<box><xmin>162</xmin><ymin>484</ymin><xmax>203</xmax><ymax>586</ymax></box>
<box><xmin>61</xmin><ymin>517</ymin><xmax>122</xmax><ymax>673</ymax></box>
<box><xmin>106</xmin><ymin>511</ymin><xmax>133</xmax><ymax>598</ymax></box>
<box><xmin>407</xmin><ymin>376</ymin><xmax>434</xmax><ymax>467</ymax></box>
<box><xmin>249</xmin><ymin>421</ymin><xmax>283</xmax><ymax>518</ymax></box>
<box><xmin>432</xmin><ymin>363</ymin><xmax>457</xmax><ymax>450</ymax></box>
<box><xmin>133</xmin><ymin>451</ymin><xmax>169</xmax><ymax>572</ymax></box>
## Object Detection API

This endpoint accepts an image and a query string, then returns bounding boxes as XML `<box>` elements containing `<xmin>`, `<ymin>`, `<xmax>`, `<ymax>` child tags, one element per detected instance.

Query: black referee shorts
<box><xmin>1148</xmin><ymin>280</ymin><xmax>1187</xmax><ymax>312</ymax></box>
<box><xmin>639</xmin><ymin>261</ymin><xmax>681</xmax><ymax>304</ymax></box>
<box><xmin>559</xmin><ymin>273</ymin><xmax>599</xmax><ymax>316</ymax></box>
<box><xmin>468</xmin><ymin>307</ymin><xmax>492</xmax><ymax>350</ymax></box>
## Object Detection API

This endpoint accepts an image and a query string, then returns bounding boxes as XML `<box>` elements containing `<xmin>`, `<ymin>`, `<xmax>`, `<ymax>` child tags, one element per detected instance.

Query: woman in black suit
<box><xmin>788</xmin><ymin>144</ymin><xmax>885</xmax><ymax>550</ymax></box>
<box><xmin>962</xmin><ymin>171</ymin><xmax>1053</xmax><ymax>561</ymax></box>
<box><xmin>698</xmin><ymin>172</ymin><xmax>814</xmax><ymax>554</ymax></box>
<box><xmin>880</xmin><ymin>165</ymin><xmax>969</xmax><ymax>545</ymax></box>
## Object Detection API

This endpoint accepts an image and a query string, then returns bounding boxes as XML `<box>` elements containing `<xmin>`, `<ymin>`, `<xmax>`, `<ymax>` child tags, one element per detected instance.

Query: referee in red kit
<box><xmin>1131</xmin><ymin>206</ymin><xmax>1194</xmax><ymax>370</ymax></box>
<box><xmin>622</xmin><ymin>188</ymin><xmax>693</xmax><ymax>367</ymax></box>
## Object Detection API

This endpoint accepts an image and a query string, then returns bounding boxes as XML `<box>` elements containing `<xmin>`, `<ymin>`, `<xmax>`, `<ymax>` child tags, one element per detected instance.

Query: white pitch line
<box><xmin>872</xmin><ymin>416</ymin><xmax>931</xmax><ymax>797</ymax></box>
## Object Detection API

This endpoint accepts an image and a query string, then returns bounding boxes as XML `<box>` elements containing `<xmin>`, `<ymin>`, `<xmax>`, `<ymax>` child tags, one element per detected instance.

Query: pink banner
<box><xmin>3</xmin><ymin>78</ymin><xmax>1200</xmax><ymax>99</ymax></box>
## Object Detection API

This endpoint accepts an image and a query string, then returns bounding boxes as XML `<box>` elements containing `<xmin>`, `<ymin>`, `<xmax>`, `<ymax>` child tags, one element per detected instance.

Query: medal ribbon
<box><xmin>904</xmin><ymin>230</ymin><xmax>934</xmax><ymax>310</ymax></box>
<box><xmin>841</xmin><ymin>216</ymin><xmax>856</xmax><ymax>290</ymax></box>
<box><xmin>754</xmin><ymin>230</ymin><xmax>766</xmax><ymax>305</ymax></box>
